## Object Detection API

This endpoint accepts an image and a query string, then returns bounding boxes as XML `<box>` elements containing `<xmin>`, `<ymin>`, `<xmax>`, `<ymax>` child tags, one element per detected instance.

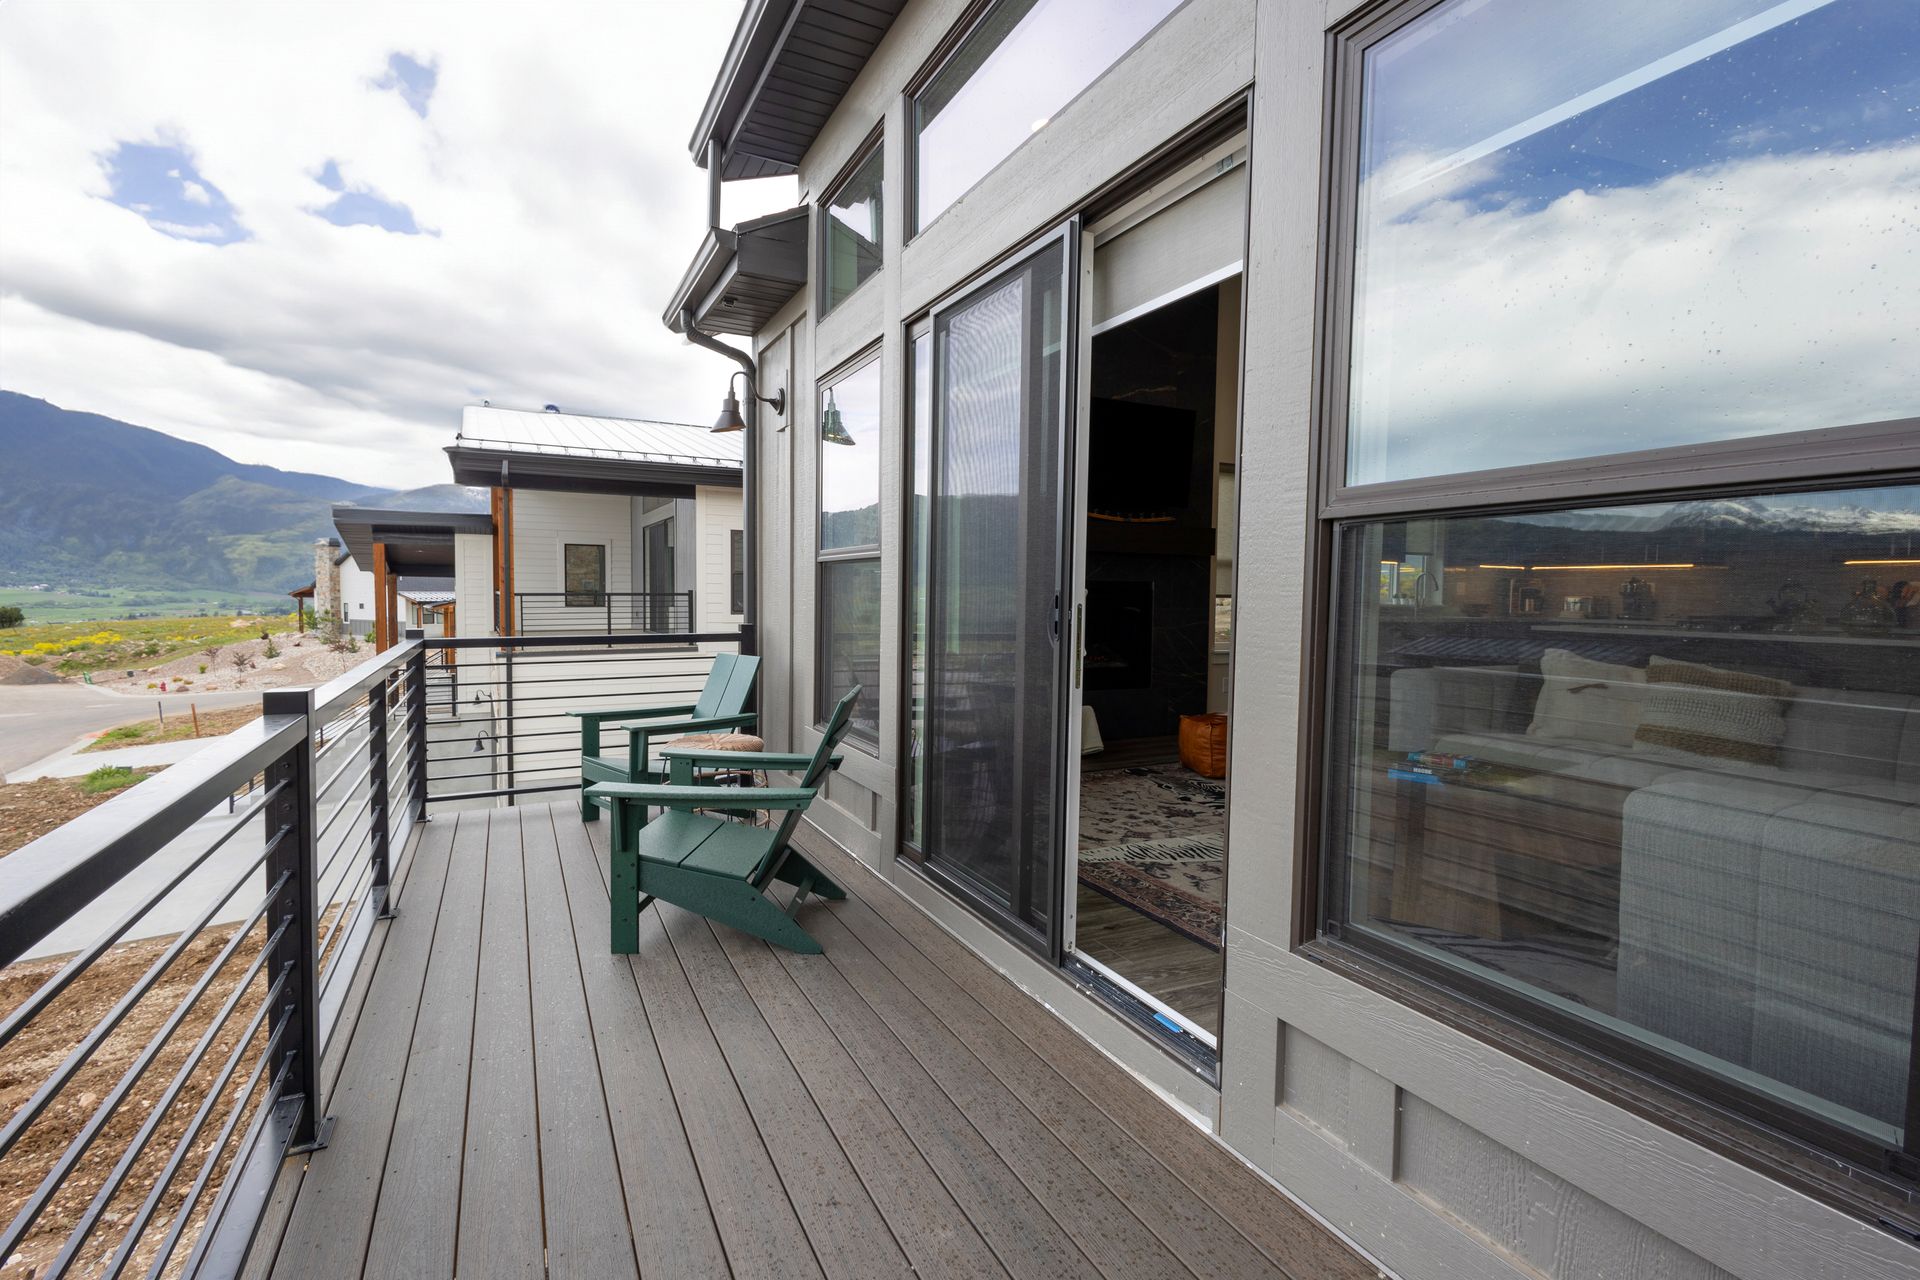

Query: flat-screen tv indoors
<box><xmin>1087</xmin><ymin>398</ymin><xmax>1196</xmax><ymax>518</ymax></box>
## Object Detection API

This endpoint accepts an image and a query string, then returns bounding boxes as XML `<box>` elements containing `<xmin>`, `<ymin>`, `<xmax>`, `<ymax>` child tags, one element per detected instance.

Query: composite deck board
<box><xmin>455</xmin><ymin>809</ymin><xmax>544</xmax><ymax>1279</ymax></box>
<box><xmin>266</xmin><ymin>804</ymin><xmax>1371</xmax><ymax>1280</ymax></box>
<box><xmin>707</xmin><ymin>922</ymin><xmax>1013</xmax><ymax>1280</ymax></box>
<box><xmin>359</xmin><ymin>811</ymin><xmax>487</xmax><ymax>1277</ymax></box>
<box><xmin>815</xmin><ymin>901</ymin><xmax>1281</xmax><ymax>1279</ymax></box>
<box><xmin>551</xmin><ymin>812</ymin><xmax>731</xmax><ymax>1277</ymax></box>
<box><xmin>797</xmin><ymin>910</ymin><xmax>1194</xmax><ymax>1280</ymax></box>
<box><xmin>267</xmin><ymin>812</ymin><xmax>460</xmax><ymax>1278</ymax></box>
<box><xmin>793</xmin><ymin>829</ymin><xmax>1380</xmax><ymax>1280</ymax></box>
<box><xmin>660</xmin><ymin>905</ymin><xmax>915</xmax><ymax>1280</ymax></box>
<box><xmin>599</xmin><ymin>829</ymin><xmax>826</xmax><ymax>1280</ymax></box>
<box><xmin>521</xmin><ymin>807</ymin><xmax>642</xmax><ymax>1280</ymax></box>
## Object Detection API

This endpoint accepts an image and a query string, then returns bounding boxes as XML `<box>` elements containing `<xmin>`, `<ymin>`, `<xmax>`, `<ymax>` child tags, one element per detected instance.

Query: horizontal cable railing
<box><xmin>0</xmin><ymin>626</ymin><xmax>741</xmax><ymax>1275</ymax></box>
<box><xmin>513</xmin><ymin>590</ymin><xmax>695</xmax><ymax>636</ymax></box>
<box><xmin>0</xmin><ymin>634</ymin><xmax>430</xmax><ymax>1279</ymax></box>
<box><xmin>419</xmin><ymin>632</ymin><xmax>742</xmax><ymax>807</ymax></box>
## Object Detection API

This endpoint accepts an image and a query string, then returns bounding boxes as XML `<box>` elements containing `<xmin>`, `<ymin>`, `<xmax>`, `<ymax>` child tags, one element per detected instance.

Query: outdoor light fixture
<box><xmin>712</xmin><ymin>370</ymin><xmax>786</xmax><ymax>433</ymax></box>
<box><xmin>820</xmin><ymin>388</ymin><xmax>855</xmax><ymax>446</ymax></box>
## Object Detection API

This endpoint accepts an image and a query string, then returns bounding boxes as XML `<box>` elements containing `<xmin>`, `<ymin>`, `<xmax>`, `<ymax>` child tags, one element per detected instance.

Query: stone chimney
<box><xmin>314</xmin><ymin>538</ymin><xmax>342</xmax><ymax>625</ymax></box>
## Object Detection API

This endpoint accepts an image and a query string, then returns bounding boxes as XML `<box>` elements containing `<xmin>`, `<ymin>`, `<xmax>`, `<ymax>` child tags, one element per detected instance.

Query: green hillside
<box><xmin>0</xmin><ymin>391</ymin><xmax>483</xmax><ymax>603</ymax></box>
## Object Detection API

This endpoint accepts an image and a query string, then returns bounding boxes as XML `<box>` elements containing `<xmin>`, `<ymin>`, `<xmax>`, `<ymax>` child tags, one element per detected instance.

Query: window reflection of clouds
<box><xmin>915</xmin><ymin>0</ymin><xmax>1181</xmax><ymax>229</ymax></box>
<box><xmin>1347</xmin><ymin>0</ymin><xmax>1920</xmax><ymax>485</ymax></box>
<box><xmin>820</xmin><ymin>359</ymin><xmax>882</xmax><ymax>549</ymax></box>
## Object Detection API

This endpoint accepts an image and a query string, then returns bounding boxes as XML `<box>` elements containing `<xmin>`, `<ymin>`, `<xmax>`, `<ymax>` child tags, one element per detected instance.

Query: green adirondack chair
<box><xmin>586</xmin><ymin>685</ymin><xmax>863</xmax><ymax>955</ymax></box>
<box><xmin>570</xmin><ymin>651</ymin><xmax>760</xmax><ymax>824</ymax></box>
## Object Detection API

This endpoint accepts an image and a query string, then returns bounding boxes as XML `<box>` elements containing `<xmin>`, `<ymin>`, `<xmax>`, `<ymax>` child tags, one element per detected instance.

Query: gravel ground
<box><xmin>84</xmin><ymin>632</ymin><xmax>372</xmax><ymax>695</ymax></box>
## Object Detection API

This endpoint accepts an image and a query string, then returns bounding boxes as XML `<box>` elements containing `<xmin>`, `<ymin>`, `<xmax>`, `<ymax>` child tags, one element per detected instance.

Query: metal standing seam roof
<box><xmin>455</xmin><ymin>405</ymin><xmax>742</xmax><ymax>470</ymax></box>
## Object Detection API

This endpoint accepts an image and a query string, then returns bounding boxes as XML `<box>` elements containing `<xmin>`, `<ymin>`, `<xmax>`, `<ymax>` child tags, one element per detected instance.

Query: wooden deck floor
<box><xmin>255</xmin><ymin>802</ymin><xmax>1373</xmax><ymax>1280</ymax></box>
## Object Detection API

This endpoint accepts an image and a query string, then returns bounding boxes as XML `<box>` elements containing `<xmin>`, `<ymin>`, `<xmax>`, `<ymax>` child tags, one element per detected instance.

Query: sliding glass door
<box><xmin>919</xmin><ymin>225</ymin><xmax>1077</xmax><ymax>947</ymax></box>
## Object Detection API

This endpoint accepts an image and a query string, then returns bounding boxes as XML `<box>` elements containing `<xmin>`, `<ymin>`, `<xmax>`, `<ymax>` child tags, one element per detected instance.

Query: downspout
<box><xmin>681</xmin><ymin>310</ymin><xmax>760</xmax><ymax>660</ymax></box>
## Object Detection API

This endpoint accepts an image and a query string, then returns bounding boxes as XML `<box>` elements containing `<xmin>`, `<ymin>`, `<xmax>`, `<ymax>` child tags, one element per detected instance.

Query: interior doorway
<box><xmin>1064</xmin><ymin>145</ymin><xmax>1245</xmax><ymax>1045</ymax></box>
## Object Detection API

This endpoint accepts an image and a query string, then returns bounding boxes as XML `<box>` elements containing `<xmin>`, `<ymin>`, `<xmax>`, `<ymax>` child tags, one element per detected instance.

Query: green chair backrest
<box><xmin>692</xmin><ymin>652</ymin><xmax>760</xmax><ymax>720</ymax></box>
<box><xmin>768</xmin><ymin>685</ymin><xmax>863</xmax><ymax>851</ymax></box>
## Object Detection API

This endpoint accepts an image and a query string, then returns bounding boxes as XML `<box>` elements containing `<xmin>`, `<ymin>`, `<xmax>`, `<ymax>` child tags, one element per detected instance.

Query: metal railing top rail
<box><xmin>302</xmin><ymin>636</ymin><xmax>422</xmax><ymax>724</ymax></box>
<box><xmin>437</xmin><ymin>630</ymin><xmax>742</xmax><ymax>650</ymax></box>
<box><xmin>0</xmin><ymin>714</ymin><xmax>305</xmax><ymax>968</ymax></box>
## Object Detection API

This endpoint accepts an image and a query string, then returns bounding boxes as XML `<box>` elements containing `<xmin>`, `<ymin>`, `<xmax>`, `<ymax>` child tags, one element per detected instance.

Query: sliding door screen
<box><xmin>922</xmin><ymin>233</ymin><xmax>1072</xmax><ymax>941</ymax></box>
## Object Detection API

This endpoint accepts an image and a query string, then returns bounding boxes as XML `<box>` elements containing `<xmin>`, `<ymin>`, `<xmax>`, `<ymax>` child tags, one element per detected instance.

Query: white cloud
<box><xmin>0</xmin><ymin>1</ymin><xmax>796</xmax><ymax>488</ymax></box>
<box><xmin>179</xmin><ymin>178</ymin><xmax>212</xmax><ymax>205</ymax></box>
<box><xmin>1348</xmin><ymin>141</ymin><xmax>1920</xmax><ymax>484</ymax></box>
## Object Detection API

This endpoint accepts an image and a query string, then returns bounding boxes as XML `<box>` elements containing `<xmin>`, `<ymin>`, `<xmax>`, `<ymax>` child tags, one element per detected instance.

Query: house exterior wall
<box><xmin>452</xmin><ymin>532</ymin><xmax>492</xmax><ymax>637</ymax></box>
<box><xmin>693</xmin><ymin>484</ymin><xmax>744</xmax><ymax>634</ymax></box>
<box><xmin>339</xmin><ymin>556</ymin><xmax>376</xmax><ymax>633</ymax></box>
<box><xmin>509</xmin><ymin>489</ymin><xmax>633</xmax><ymax>611</ymax></box>
<box><xmin>722</xmin><ymin>1</ymin><xmax>1920</xmax><ymax>1278</ymax></box>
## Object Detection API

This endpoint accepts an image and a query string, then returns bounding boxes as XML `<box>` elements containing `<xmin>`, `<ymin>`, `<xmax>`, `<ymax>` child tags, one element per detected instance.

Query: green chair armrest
<box><xmin>586</xmin><ymin>782</ymin><xmax>817</xmax><ymax>812</ymax></box>
<box><xmin>658</xmin><ymin>748</ymin><xmax>841</xmax><ymax>772</ymax></box>
<box><xmin>565</xmin><ymin>704</ymin><xmax>698</xmax><ymax>722</ymax></box>
<box><xmin>623</xmin><ymin>712</ymin><xmax>759</xmax><ymax>740</ymax></box>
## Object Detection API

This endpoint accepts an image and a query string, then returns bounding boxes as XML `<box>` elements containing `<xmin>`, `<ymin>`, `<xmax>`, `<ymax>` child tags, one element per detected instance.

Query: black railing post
<box><xmin>503</xmin><ymin>646</ymin><xmax>517</xmax><ymax>806</ymax></box>
<box><xmin>405</xmin><ymin>629</ymin><xmax>428</xmax><ymax>823</ymax></box>
<box><xmin>606</xmin><ymin>591</ymin><xmax>614</xmax><ymax>636</ymax></box>
<box><xmin>260</xmin><ymin>686</ymin><xmax>331</xmax><ymax>1153</ymax></box>
<box><xmin>685</xmin><ymin>590</ymin><xmax>695</xmax><ymax>633</ymax></box>
<box><xmin>367</xmin><ymin>666</ymin><xmax>393</xmax><ymax>919</ymax></box>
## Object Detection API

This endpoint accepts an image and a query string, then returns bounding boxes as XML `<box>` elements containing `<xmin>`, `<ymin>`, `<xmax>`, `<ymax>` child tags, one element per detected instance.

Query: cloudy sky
<box><xmin>0</xmin><ymin>1</ymin><xmax>796</xmax><ymax>489</ymax></box>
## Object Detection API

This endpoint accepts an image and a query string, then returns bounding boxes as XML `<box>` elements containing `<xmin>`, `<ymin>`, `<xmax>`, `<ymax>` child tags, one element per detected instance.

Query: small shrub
<box><xmin>202</xmin><ymin>644</ymin><xmax>222</xmax><ymax>664</ymax></box>
<box><xmin>80</xmin><ymin>766</ymin><xmax>141</xmax><ymax>795</ymax></box>
<box><xmin>198</xmin><ymin>663</ymin><xmax>208</xmax><ymax>673</ymax></box>
<box><xmin>230</xmin><ymin>650</ymin><xmax>256</xmax><ymax>672</ymax></box>
<box><xmin>264</xmin><ymin>637</ymin><xmax>280</xmax><ymax>659</ymax></box>
<box><xmin>0</xmin><ymin>605</ymin><xmax>24</xmax><ymax>628</ymax></box>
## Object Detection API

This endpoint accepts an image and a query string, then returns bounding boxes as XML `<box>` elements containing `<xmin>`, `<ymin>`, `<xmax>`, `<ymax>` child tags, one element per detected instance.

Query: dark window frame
<box><xmin>729</xmin><ymin>529</ymin><xmax>745</xmax><ymax>616</ymax></box>
<box><xmin>818</xmin><ymin>124</ymin><xmax>887</xmax><ymax>318</ymax></box>
<box><xmin>1298</xmin><ymin>0</ymin><xmax>1920</xmax><ymax>1229</ymax></box>
<box><xmin>814</xmin><ymin>345</ymin><xmax>885</xmax><ymax>748</ymax></box>
<box><xmin>561</xmin><ymin>541</ymin><xmax>606</xmax><ymax>609</ymax></box>
<box><xmin>903</xmin><ymin>0</ymin><xmax>1192</xmax><ymax>239</ymax></box>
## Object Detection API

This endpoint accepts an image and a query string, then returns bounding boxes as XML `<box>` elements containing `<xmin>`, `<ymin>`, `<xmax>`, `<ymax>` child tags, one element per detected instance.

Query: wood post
<box><xmin>373</xmin><ymin>541</ymin><xmax>392</xmax><ymax>652</ymax></box>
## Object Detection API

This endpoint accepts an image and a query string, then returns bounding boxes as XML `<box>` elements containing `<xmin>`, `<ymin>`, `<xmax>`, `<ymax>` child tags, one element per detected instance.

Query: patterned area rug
<box><xmin>1077</xmin><ymin>764</ymin><xmax>1226</xmax><ymax>950</ymax></box>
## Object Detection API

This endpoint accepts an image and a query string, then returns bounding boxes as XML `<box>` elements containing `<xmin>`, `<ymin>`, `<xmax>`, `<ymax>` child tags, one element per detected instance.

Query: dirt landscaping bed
<box><xmin>82</xmin><ymin>708</ymin><xmax>262</xmax><ymax>755</ymax></box>
<box><xmin>0</xmin><ymin>923</ymin><xmax>271</xmax><ymax>1279</ymax></box>
<box><xmin>0</xmin><ymin>770</ymin><xmax>163</xmax><ymax>860</ymax></box>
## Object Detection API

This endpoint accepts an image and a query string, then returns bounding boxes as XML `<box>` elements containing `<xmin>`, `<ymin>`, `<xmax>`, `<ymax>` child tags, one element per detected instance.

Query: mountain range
<box><xmin>0</xmin><ymin>391</ymin><xmax>484</xmax><ymax>595</ymax></box>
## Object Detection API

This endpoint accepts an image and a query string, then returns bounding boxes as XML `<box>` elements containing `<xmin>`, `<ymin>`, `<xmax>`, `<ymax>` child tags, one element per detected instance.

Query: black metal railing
<box><xmin>0</xmin><ymin>627</ymin><xmax>742</xmax><ymax>1276</ymax></box>
<box><xmin>419</xmin><ymin>632</ymin><xmax>742</xmax><ymax>806</ymax></box>
<box><xmin>0</xmin><ymin>631</ymin><xmax>433</xmax><ymax>1279</ymax></box>
<box><xmin>513</xmin><ymin>590</ymin><xmax>694</xmax><ymax>636</ymax></box>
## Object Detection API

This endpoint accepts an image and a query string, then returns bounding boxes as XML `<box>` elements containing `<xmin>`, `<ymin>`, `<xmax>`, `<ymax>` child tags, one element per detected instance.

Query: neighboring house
<box><xmin>330</xmin><ymin>505</ymin><xmax>494</xmax><ymax>651</ymax></box>
<box><xmin>660</xmin><ymin>4</ymin><xmax>1920</xmax><ymax>1280</ymax></box>
<box><xmin>444</xmin><ymin>404</ymin><xmax>745</xmax><ymax>638</ymax></box>
<box><xmin>290</xmin><ymin>540</ymin><xmax>403</xmax><ymax>639</ymax></box>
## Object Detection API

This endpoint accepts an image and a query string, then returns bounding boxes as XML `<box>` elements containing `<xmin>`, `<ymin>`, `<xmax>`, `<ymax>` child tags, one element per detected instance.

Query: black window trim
<box><xmin>818</xmin><ymin>123</ymin><xmax>887</xmax><ymax>319</ymax></box>
<box><xmin>1298</xmin><ymin>0</ymin><xmax>1920</xmax><ymax>1231</ymax></box>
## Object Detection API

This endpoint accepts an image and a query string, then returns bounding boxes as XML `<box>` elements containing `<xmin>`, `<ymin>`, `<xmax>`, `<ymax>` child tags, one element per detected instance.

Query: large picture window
<box><xmin>1318</xmin><ymin>0</ymin><xmax>1920</xmax><ymax>1189</ymax></box>
<box><xmin>817</xmin><ymin>354</ymin><xmax>883</xmax><ymax>743</ymax></box>
<box><xmin>822</xmin><ymin>141</ymin><xmax>883</xmax><ymax>314</ymax></box>
<box><xmin>912</xmin><ymin>0</ymin><xmax>1181</xmax><ymax>232</ymax></box>
<box><xmin>1326</xmin><ymin>483</ymin><xmax>1920</xmax><ymax>1149</ymax></box>
<box><xmin>1343</xmin><ymin>0</ymin><xmax>1920</xmax><ymax>487</ymax></box>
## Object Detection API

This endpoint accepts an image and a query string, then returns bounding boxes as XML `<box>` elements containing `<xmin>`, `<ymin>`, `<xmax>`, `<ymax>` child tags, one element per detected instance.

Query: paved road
<box><xmin>0</xmin><ymin>681</ymin><xmax>263</xmax><ymax>781</ymax></box>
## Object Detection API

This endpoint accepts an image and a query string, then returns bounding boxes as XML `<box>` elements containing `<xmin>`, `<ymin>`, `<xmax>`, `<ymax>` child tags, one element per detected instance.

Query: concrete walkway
<box><xmin>0</xmin><ymin>681</ymin><xmax>261</xmax><ymax>781</ymax></box>
<box><xmin>14</xmin><ymin>737</ymin><xmax>222</xmax><ymax>780</ymax></box>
